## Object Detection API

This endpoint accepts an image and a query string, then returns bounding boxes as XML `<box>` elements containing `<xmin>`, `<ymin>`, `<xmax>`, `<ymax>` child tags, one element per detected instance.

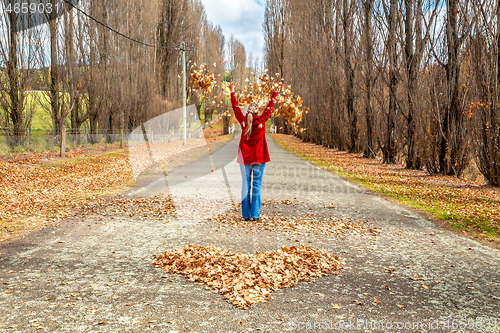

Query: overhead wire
<box><xmin>61</xmin><ymin>0</ymin><xmax>187</xmax><ymax>50</ymax></box>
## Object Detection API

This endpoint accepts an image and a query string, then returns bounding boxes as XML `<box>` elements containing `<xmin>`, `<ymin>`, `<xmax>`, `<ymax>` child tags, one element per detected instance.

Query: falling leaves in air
<box><xmin>190</xmin><ymin>63</ymin><xmax>217</xmax><ymax>96</ymax></box>
<box><xmin>152</xmin><ymin>244</ymin><xmax>342</xmax><ymax>309</ymax></box>
<box><xmin>235</xmin><ymin>73</ymin><xmax>305</xmax><ymax>133</ymax></box>
<box><xmin>190</xmin><ymin>64</ymin><xmax>306</xmax><ymax>133</ymax></box>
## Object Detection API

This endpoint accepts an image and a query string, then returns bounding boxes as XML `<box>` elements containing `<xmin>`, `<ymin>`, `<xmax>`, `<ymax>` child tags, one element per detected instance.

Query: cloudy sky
<box><xmin>200</xmin><ymin>0</ymin><xmax>266</xmax><ymax>65</ymax></box>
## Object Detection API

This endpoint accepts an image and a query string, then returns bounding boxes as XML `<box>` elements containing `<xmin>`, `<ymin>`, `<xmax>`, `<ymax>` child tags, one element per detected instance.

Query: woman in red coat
<box><xmin>229</xmin><ymin>82</ymin><xmax>280</xmax><ymax>221</ymax></box>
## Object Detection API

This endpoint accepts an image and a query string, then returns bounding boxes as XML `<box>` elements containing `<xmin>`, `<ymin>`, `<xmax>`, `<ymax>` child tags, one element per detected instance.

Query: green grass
<box><xmin>0</xmin><ymin>92</ymin><xmax>77</xmax><ymax>130</ymax></box>
<box><xmin>25</xmin><ymin>92</ymin><xmax>75</xmax><ymax>129</ymax></box>
<box><xmin>26</xmin><ymin>93</ymin><xmax>53</xmax><ymax>129</ymax></box>
<box><xmin>1</xmin><ymin>90</ymin><xmax>233</xmax><ymax>157</ymax></box>
<box><xmin>102</xmin><ymin>150</ymin><xmax>128</xmax><ymax>158</ymax></box>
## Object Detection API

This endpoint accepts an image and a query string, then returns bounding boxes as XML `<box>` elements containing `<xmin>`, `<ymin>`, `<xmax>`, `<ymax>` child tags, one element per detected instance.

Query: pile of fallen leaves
<box><xmin>272</xmin><ymin>134</ymin><xmax>500</xmax><ymax>245</ymax></box>
<box><xmin>152</xmin><ymin>244</ymin><xmax>342</xmax><ymax>309</ymax></box>
<box><xmin>72</xmin><ymin>194</ymin><xmax>176</xmax><ymax>220</ymax></box>
<box><xmin>206</xmin><ymin>199</ymin><xmax>379</xmax><ymax>236</ymax></box>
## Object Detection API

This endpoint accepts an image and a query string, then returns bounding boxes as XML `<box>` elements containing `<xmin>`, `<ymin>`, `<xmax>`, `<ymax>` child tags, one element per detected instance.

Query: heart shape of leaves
<box><xmin>152</xmin><ymin>245</ymin><xmax>342</xmax><ymax>309</ymax></box>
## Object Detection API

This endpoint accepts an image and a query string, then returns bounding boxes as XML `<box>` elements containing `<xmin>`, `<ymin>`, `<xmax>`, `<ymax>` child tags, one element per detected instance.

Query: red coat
<box><xmin>231</xmin><ymin>91</ymin><xmax>278</xmax><ymax>165</ymax></box>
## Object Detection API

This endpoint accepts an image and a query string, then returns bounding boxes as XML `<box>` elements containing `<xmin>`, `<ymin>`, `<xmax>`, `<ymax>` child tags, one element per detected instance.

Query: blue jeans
<box><xmin>240</xmin><ymin>163</ymin><xmax>266</xmax><ymax>219</ymax></box>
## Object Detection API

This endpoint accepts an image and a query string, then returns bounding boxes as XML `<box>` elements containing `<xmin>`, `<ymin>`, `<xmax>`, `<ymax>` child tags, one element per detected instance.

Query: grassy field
<box><xmin>27</xmin><ymin>92</ymin><xmax>54</xmax><ymax>129</ymax></box>
<box><xmin>0</xmin><ymin>91</ymin><xmax>238</xmax><ymax>156</ymax></box>
<box><xmin>1</xmin><ymin>92</ymin><xmax>72</xmax><ymax>129</ymax></box>
<box><xmin>272</xmin><ymin>133</ymin><xmax>500</xmax><ymax>248</ymax></box>
<box><xmin>9</xmin><ymin>92</ymin><xmax>218</xmax><ymax>131</ymax></box>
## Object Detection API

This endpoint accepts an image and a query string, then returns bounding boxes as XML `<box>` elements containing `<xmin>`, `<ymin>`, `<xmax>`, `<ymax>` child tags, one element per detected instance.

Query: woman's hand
<box><xmin>273</xmin><ymin>82</ymin><xmax>284</xmax><ymax>92</ymax></box>
<box><xmin>229</xmin><ymin>82</ymin><xmax>236</xmax><ymax>93</ymax></box>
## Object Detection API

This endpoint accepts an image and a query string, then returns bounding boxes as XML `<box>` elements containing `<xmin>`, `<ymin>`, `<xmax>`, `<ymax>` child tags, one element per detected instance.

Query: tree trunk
<box><xmin>88</xmin><ymin>29</ymin><xmax>99</xmax><ymax>143</ymax></box>
<box><xmin>383</xmin><ymin>0</ymin><xmax>397</xmax><ymax>164</ymax></box>
<box><xmin>475</xmin><ymin>0</ymin><xmax>500</xmax><ymax>186</ymax></box>
<box><xmin>65</xmin><ymin>4</ymin><xmax>84</xmax><ymax>144</ymax></box>
<box><xmin>343</xmin><ymin>0</ymin><xmax>357</xmax><ymax>153</ymax></box>
<box><xmin>49</xmin><ymin>1</ymin><xmax>62</xmax><ymax>138</ymax></box>
<box><xmin>363</xmin><ymin>0</ymin><xmax>375</xmax><ymax>158</ymax></box>
<box><xmin>439</xmin><ymin>0</ymin><xmax>466</xmax><ymax>176</ymax></box>
<box><xmin>222</xmin><ymin>114</ymin><xmax>230</xmax><ymax>135</ymax></box>
<box><xmin>7</xmin><ymin>0</ymin><xmax>23</xmax><ymax>147</ymax></box>
<box><xmin>404</xmin><ymin>0</ymin><xmax>422</xmax><ymax>169</ymax></box>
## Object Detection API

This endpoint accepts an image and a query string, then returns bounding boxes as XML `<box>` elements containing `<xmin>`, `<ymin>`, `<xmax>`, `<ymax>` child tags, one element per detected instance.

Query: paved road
<box><xmin>1</xmin><ymin>132</ymin><xmax>500</xmax><ymax>332</ymax></box>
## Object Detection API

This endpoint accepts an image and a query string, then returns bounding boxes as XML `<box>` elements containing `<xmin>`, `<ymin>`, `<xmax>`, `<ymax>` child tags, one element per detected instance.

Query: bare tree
<box><xmin>0</xmin><ymin>0</ymin><xmax>46</xmax><ymax>146</ymax></box>
<box><xmin>343</xmin><ymin>0</ymin><xmax>358</xmax><ymax>152</ymax></box>
<box><xmin>263</xmin><ymin>0</ymin><xmax>289</xmax><ymax>77</ymax></box>
<box><xmin>64</xmin><ymin>2</ymin><xmax>85</xmax><ymax>138</ymax></box>
<box><xmin>363</xmin><ymin>0</ymin><xmax>376</xmax><ymax>158</ymax></box>
<box><xmin>229</xmin><ymin>36</ymin><xmax>247</xmax><ymax>86</ymax></box>
<box><xmin>263</xmin><ymin>0</ymin><xmax>291</xmax><ymax>134</ymax></box>
<box><xmin>439</xmin><ymin>0</ymin><xmax>469</xmax><ymax>175</ymax></box>
<box><xmin>468</xmin><ymin>0</ymin><xmax>500</xmax><ymax>185</ymax></box>
<box><xmin>263</xmin><ymin>0</ymin><xmax>496</xmax><ymax>185</ymax></box>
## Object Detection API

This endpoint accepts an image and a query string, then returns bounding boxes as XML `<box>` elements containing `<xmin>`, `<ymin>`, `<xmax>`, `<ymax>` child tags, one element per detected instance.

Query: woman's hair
<box><xmin>245</xmin><ymin>102</ymin><xmax>259</xmax><ymax>139</ymax></box>
<box><xmin>245</xmin><ymin>113</ymin><xmax>253</xmax><ymax>139</ymax></box>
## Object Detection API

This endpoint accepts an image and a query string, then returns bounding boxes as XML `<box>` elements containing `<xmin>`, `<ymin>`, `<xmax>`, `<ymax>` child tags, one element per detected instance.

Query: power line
<box><xmin>61</xmin><ymin>0</ymin><xmax>186</xmax><ymax>50</ymax></box>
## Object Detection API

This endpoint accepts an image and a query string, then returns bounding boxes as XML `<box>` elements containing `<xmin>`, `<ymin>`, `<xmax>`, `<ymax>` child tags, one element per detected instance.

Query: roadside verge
<box><xmin>0</xmin><ymin>133</ymin><xmax>234</xmax><ymax>244</ymax></box>
<box><xmin>271</xmin><ymin>133</ymin><xmax>500</xmax><ymax>248</ymax></box>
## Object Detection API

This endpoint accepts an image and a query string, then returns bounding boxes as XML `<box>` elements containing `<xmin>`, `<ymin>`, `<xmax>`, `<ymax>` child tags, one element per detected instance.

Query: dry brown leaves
<box><xmin>206</xmin><ymin>199</ymin><xmax>379</xmax><ymax>236</ymax></box>
<box><xmin>235</xmin><ymin>73</ymin><xmax>305</xmax><ymax>132</ymax></box>
<box><xmin>2</xmin><ymin>144</ymin><xmax>124</xmax><ymax>164</ymax></box>
<box><xmin>0</xmin><ymin>151</ymin><xmax>133</xmax><ymax>232</ymax></box>
<box><xmin>190</xmin><ymin>63</ymin><xmax>217</xmax><ymax>97</ymax></box>
<box><xmin>152</xmin><ymin>244</ymin><xmax>342</xmax><ymax>309</ymax></box>
<box><xmin>189</xmin><ymin>64</ymin><xmax>305</xmax><ymax>132</ymax></box>
<box><xmin>0</xmin><ymin>133</ymin><xmax>238</xmax><ymax>241</ymax></box>
<box><xmin>189</xmin><ymin>63</ymin><xmax>232</xmax><ymax>118</ymax></box>
<box><xmin>72</xmin><ymin>194</ymin><xmax>176</xmax><ymax>220</ymax></box>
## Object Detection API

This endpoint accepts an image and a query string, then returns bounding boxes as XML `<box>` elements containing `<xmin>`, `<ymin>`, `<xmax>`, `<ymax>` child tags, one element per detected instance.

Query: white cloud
<box><xmin>200</xmin><ymin>0</ymin><xmax>265</xmax><ymax>64</ymax></box>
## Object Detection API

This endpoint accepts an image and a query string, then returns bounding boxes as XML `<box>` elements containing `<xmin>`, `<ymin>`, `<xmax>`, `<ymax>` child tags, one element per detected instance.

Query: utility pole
<box><xmin>181</xmin><ymin>42</ymin><xmax>187</xmax><ymax>146</ymax></box>
<box><xmin>175</xmin><ymin>42</ymin><xmax>194</xmax><ymax>146</ymax></box>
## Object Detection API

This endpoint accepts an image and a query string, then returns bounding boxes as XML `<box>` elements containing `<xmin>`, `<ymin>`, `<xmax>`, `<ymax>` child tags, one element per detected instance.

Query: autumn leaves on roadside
<box><xmin>189</xmin><ymin>63</ymin><xmax>306</xmax><ymax>133</ymax></box>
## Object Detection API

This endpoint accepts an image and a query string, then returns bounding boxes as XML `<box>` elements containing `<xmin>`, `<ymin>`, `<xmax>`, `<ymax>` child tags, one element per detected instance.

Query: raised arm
<box><xmin>229</xmin><ymin>82</ymin><xmax>245</xmax><ymax>123</ymax></box>
<box><xmin>261</xmin><ymin>85</ymin><xmax>281</xmax><ymax>123</ymax></box>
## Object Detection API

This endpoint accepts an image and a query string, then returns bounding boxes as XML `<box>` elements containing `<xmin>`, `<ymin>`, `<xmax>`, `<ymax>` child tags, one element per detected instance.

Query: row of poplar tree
<box><xmin>264</xmin><ymin>0</ymin><xmax>500</xmax><ymax>187</ymax></box>
<box><xmin>0</xmin><ymin>0</ymin><xmax>249</xmax><ymax>143</ymax></box>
